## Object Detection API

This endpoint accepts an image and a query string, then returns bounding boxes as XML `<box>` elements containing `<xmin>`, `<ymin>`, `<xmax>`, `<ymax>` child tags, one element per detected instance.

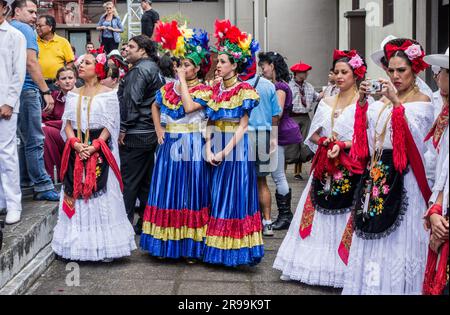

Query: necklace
<box><xmin>76</xmin><ymin>84</ymin><xmax>101</xmax><ymax>145</ymax></box>
<box><xmin>186</xmin><ymin>77</ymin><xmax>200</xmax><ymax>88</ymax></box>
<box><xmin>361</xmin><ymin>86</ymin><xmax>418</xmax><ymax>218</ymax></box>
<box><xmin>331</xmin><ymin>86</ymin><xmax>358</xmax><ymax>131</ymax></box>
<box><xmin>223</xmin><ymin>75</ymin><xmax>238</xmax><ymax>89</ymax></box>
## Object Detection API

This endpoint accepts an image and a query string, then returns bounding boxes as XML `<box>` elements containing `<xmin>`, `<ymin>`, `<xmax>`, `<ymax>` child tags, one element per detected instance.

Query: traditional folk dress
<box><xmin>202</xmin><ymin>82</ymin><xmax>263</xmax><ymax>267</ymax></box>
<box><xmin>423</xmin><ymin>101</ymin><xmax>449</xmax><ymax>295</ymax></box>
<box><xmin>273</xmin><ymin>99</ymin><xmax>364</xmax><ymax>287</ymax></box>
<box><xmin>140</xmin><ymin>82</ymin><xmax>212</xmax><ymax>260</ymax></box>
<box><xmin>342</xmin><ymin>99</ymin><xmax>434</xmax><ymax>295</ymax></box>
<box><xmin>52</xmin><ymin>90</ymin><xmax>136</xmax><ymax>261</ymax></box>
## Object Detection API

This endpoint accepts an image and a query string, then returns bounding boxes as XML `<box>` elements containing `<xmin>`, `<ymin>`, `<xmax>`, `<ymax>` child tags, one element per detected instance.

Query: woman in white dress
<box><xmin>273</xmin><ymin>50</ymin><xmax>368</xmax><ymax>288</ymax></box>
<box><xmin>343</xmin><ymin>38</ymin><xmax>434</xmax><ymax>295</ymax></box>
<box><xmin>422</xmin><ymin>49</ymin><xmax>449</xmax><ymax>295</ymax></box>
<box><xmin>52</xmin><ymin>53</ymin><xmax>136</xmax><ymax>262</ymax></box>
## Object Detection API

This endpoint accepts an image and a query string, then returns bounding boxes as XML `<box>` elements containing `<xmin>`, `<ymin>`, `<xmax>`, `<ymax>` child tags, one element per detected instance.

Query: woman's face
<box><xmin>438</xmin><ymin>68</ymin><xmax>449</xmax><ymax>96</ymax></box>
<box><xmin>105</xmin><ymin>4</ymin><xmax>114</xmax><ymax>14</ymax></box>
<box><xmin>334</xmin><ymin>62</ymin><xmax>356</xmax><ymax>91</ymax></box>
<box><xmin>259</xmin><ymin>61</ymin><xmax>275</xmax><ymax>81</ymax></box>
<box><xmin>182</xmin><ymin>59</ymin><xmax>199</xmax><ymax>80</ymax></box>
<box><xmin>56</xmin><ymin>70</ymin><xmax>76</xmax><ymax>93</ymax></box>
<box><xmin>387</xmin><ymin>56</ymin><xmax>415</xmax><ymax>93</ymax></box>
<box><xmin>78</xmin><ymin>54</ymin><xmax>97</xmax><ymax>80</ymax></box>
<box><xmin>216</xmin><ymin>54</ymin><xmax>237</xmax><ymax>79</ymax></box>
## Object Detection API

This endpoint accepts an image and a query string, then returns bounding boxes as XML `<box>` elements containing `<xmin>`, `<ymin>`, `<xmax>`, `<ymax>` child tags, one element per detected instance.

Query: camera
<box><xmin>367</xmin><ymin>80</ymin><xmax>383</xmax><ymax>94</ymax></box>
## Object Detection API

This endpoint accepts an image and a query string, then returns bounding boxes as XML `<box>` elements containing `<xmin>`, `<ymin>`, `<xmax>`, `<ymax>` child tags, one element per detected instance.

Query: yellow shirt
<box><xmin>37</xmin><ymin>34</ymin><xmax>75</xmax><ymax>80</ymax></box>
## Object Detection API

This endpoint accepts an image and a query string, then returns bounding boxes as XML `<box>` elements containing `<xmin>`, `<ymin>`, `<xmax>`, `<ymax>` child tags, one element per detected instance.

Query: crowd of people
<box><xmin>0</xmin><ymin>0</ymin><xmax>448</xmax><ymax>296</ymax></box>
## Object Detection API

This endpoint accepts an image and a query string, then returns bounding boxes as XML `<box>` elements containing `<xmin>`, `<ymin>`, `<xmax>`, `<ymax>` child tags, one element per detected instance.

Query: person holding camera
<box><xmin>342</xmin><ymin>38</ymin><xmax>434</xmax><ymax>295</ymax></box>
<box><xmin>96</xmin><ymin>1</ymin><xmax>123</xmax><ymax>54</ymax></box>
<box><xmin>422</xmin><ymin>48</ymin><xmax>449</xmax><ymax>296</ymax></box>
<box><xmin>274</xmin><ymin>49</ymin><xmax>367</xmax><ymax>288</ymax></box>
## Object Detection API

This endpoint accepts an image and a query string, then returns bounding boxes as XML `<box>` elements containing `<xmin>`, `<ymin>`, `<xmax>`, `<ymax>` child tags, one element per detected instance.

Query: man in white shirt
<box><xmin>0</xmin><ymin>0</ymin><xmax>27</xmax><ymax>224</ymax></box>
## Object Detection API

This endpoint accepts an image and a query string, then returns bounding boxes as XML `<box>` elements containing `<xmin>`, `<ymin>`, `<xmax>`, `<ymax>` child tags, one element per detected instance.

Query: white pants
<box><xmin>0</xmin><ymin>114</ymin><xmax>22</xmax><ymax>211</ymax></box>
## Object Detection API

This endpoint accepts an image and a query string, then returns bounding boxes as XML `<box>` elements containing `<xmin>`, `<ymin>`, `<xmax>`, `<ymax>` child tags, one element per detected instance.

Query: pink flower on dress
<box><xmin>382</xmin><ymin>185</ymin><xmax>390</xmax><ymax>195</ymax></box>
<box><xmin>405</xmin><ymin>44</ymin><xmax>423</xmax><ymax>60</ymax></box>
<box><xmin>333</xmin><ymin>171</ymin><xmax>344</xmax><ymax>181</ymax></box>
<box><xmin>372</xmin><ymin>186</ymin><xmax>380</xmax><ymax>198</ymax></box>
<box><xmin>348</xmin><ymin>55</ymin><xmax>364</xmax><ymax>70</ymax></box>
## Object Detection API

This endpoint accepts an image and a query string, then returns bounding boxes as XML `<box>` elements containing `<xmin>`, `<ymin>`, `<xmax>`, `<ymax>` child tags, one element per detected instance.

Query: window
<box><xmin>383</xmin><ymin>0</ymin><xmax>394</xmax><ymax>26</ymax></box>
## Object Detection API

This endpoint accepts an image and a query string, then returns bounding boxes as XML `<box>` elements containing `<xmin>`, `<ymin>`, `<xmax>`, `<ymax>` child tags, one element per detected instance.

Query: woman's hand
<box><xmin>206</xmin><ymin>150</ymin><xmax>219</xmax><ymax>167</ymax></box>
<box><xmin>358</xmin><ymin>80</ymin><xmax>370</xmax><ymax>103</ymax></box>
<box><xmin>156</xmin><ymin>126</ymin><xmax>165</xmax><ymax>145</ymax></box>
<box><xmin>328</xmin><ymin>144</ymin><xmax>341</xmax><ymax>159</ymax></box>
<box><xmin>430</xmin><ymin>214</ymin><xmax>449</xmax><ymax>240</ymax></box>
<box><xmin>177</xmin><ymin>67</ymin><xmax>187</xmax><ymax>82</ymax></box>
<box><xmin>379</xmin><ymin>79</ymin><xmax>401</xmax><ymax>107</ymax></box>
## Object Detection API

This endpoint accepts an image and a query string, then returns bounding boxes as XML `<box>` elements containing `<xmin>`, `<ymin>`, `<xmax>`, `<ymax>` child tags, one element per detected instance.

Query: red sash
<box><xmin>60</xmin><ymin>138</ymin><xmax>124</xmax><ymax>219</ymax></box>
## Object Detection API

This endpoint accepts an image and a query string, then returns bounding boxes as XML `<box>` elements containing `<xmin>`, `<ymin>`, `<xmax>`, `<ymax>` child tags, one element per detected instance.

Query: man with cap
<box><xmin>422</xmin><ymin>47</ymin><xmax>449</xmax><ymax>296</ymax></box>
<box><xmin>0</xmin><ymin>0</ymin><xmax>27</xmax><ymax>223</ymax></box>
<box><xmin>140</xmin><ymin>0</ymin><xmax>159</xmax><ymax>39</ymax></box>
<box><xmin>371</xmin><ymin>35</ymin><xmax>434</xmax><ymax>102</ymax></box>
<box><xmin>288</xmin><ymin>61</ymin><xmax>319</xmax><ymax>180</ymax></box>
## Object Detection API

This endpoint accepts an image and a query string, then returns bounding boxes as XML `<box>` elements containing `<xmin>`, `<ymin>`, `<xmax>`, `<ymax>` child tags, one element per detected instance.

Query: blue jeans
<box><xmin>17</xmin><ymin>89</ymin><xmax>54</xmax><ymax>193</ymax></box>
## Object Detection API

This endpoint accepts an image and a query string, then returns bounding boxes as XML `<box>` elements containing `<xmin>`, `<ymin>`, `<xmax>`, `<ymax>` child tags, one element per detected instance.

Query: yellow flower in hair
<box><xmin>174</xmin><ymin>36</ymin><xmax>187</xmax><ymax>57</ymax></box>
<box><xmin>238</xmin><ymin>33</ymin><xmax>252</xmax><ymax>53</ymax></box>
<box><xmin>180</xmin><ymin>25</ymin><xmax>194</xmax><ymax>40</ymax></box>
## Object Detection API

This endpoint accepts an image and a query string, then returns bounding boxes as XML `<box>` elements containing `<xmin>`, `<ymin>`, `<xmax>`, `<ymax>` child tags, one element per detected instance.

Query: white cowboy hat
<box><xmin>108</xmin><ymin>49</ymin><xmax>121</xmax><ymax>59</ymax></box>
<box><xmin>370</xmin><ymin>35</ymin><xmax>398</xmax><ymax>69</ymax></box>
<box><xmin>424</xmin><ymin>48</ymin><xmax>449</xmax><ymax>70</ymax></box>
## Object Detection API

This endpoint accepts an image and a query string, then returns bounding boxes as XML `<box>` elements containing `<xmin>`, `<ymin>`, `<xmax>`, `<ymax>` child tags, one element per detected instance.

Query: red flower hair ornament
<box><xmin>333</xmin><ymin>49</ymin><xmax>367</xmax><ymax>80</ymax></box>
<box><xmin>95</xmin><ymin>53</ymin><xmax>107</xmax><ymax>80</ymax></box>
<box><xmin>385</xmin><ymin>40</ymin><xmax>429</xmax><ymax>74</ymax></box>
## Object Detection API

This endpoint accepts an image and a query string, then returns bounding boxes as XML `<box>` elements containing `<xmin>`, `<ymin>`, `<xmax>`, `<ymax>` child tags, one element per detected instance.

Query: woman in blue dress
<box><xmin>202</xmin><ymin>19</ymin><xmax>264</xmax><ymax>267</ymax></box>
<box><xmin>140</xmin><ymin>21</ymin><xmax>213</xmax><ymax>263</ymax></box>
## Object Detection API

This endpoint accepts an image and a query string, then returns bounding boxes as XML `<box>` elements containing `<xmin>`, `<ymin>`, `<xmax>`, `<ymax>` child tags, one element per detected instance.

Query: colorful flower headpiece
<box><xmin>85</xmin><ymin>46</ymin><xmax>107</xmax><ymax>80</ymax></box>
<box><xmin>154</xmin><ymin>20</ymin><xmax>211</xmax><ymax>68</ymax></box>
<box><xmin>213</xmin><ymin>19</ymin><xmax>259</xmax><ymax>72</ymax></box>
<box><xmin>384</xmin><ymin>40</ymin><xmax>429</xmax><ymax>74</ymax></box>
<box><xmin>333</xmin><ymin>49</ymin><xmax>367</xmax><ymax>79</ymax></box>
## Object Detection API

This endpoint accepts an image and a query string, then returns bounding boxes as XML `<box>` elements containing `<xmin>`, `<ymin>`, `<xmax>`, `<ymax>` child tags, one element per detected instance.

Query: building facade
<box><xmin>338</xmin><ymin>0</ymin><xmax>449</xmax><ymax>87</ymax></box>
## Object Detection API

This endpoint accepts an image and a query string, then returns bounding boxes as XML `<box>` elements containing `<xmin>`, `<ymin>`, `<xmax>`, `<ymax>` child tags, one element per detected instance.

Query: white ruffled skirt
<box><xmin>273</xmin><ymin>175</ymin><xmax>350</xmax><ymax>288</ymax></box>
<box><xmin>342</xmin><ymin>170</ymin><xmax>428</xmax><ymax>295</ymax></box>
<box><xmin>52</xmin><ymin>168</ymin><xmax>137</xmax><ymax>261</ymax></box>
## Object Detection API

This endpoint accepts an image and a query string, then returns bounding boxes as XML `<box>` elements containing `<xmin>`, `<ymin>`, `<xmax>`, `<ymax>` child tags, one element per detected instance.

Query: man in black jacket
<box><xmin>118</xmin><ymin>35</ymin><xmax>164</xmax><ymax>232</ymax></box>
<box><xmin>140</xmin><ymin>0</ymin><xmax>159</xmax><ymax>39</ymax></box>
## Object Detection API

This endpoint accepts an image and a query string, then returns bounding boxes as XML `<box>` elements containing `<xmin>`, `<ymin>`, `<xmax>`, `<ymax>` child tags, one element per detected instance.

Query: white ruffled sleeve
<box><xmin>304</xmin><ymin>100</ymin><xmax>331</xmax><ymax>153</ymax></box>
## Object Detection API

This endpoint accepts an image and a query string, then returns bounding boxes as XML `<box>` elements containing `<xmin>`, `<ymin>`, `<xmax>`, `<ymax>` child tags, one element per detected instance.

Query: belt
<box><xmin>214</xmin><ymin>121</ymin><xmax>240</xmax><ymax>132</ymax></box>
<box><xmin>166</xmin><ymin>123</ymin><xmax>201</xmax><ymax>134</ymax></box>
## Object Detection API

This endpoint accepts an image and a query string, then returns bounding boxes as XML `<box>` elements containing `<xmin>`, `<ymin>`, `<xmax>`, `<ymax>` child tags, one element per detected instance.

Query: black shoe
<box><xmin>272</xmin><ymin>190</ymin><xmax>293</xmax><ymax>231</ymax></box>
<box><xmin>294</xmin><ymin>174</ymin><xmax>304</xmax><ymax>181</ymax></box>
<box><xmin>134</xmin><ymin>218</ymin><xmax>143</xmax><ymax>235</ymax></box>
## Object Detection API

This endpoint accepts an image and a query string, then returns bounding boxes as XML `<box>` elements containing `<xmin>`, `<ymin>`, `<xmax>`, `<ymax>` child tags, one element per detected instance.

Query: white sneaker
<box><xmin>5</xmin><ymin>210</ymin><xmax>22</xmax><ymax>225</ymax></box>
<box><xmin>280</xmin><ymin>275</ymin><xmax>290</xmax><ymax>281</ymax></box>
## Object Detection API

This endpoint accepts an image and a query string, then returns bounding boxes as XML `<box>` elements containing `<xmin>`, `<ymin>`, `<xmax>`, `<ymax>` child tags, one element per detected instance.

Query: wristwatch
<box><xmin>42</xmin><ymin>90</ymin><xmax>52</xmax><ymax>95</ymax></box>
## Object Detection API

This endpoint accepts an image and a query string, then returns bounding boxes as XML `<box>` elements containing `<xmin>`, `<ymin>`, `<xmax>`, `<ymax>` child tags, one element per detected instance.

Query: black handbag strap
<box><xmin>253</xmin><ymin>75</ymin><xmax>261</xmax><ymax>89</ymax></box>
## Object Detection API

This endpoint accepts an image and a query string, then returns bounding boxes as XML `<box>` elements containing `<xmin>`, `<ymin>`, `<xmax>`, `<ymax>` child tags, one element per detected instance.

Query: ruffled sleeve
<box><xmin>206</xmin><ymin>82</ymin><xmax>259</xmax><ymax>121</ymax></box>
<box><xmin>191</xmin><ymin>84</ymin><xmax>213</xmax><ymax>107</ymax></box>
<box><xmin>304</xmin><ymin>100</ymin><xmax>331</xmax><ymax>153</ymax></box>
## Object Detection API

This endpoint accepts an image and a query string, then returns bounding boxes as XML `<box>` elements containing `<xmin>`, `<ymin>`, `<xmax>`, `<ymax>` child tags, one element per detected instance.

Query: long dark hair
<box><xmin>258</xmin><ymin>51</ymin><xmax>291</xmax><ymax>83</ymax></box>
<box><xmin>129</xmin><ymin>35</ymin><xmax>159</xmax><ymax>63</ymax></box>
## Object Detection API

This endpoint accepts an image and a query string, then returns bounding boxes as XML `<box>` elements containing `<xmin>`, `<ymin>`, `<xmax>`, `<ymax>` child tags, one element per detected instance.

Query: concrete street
<box><xmin>27</xmin><ymin>165</ymin><xmax>341</xmax><ymax>295</ymax></box>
